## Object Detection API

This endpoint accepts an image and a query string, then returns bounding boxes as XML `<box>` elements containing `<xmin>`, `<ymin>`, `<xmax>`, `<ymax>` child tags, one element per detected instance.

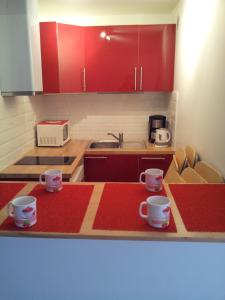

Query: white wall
<box><xmin>39</xmin><ymin>14</ymin><xmax>176</xmax><ymax>26</ymax></box>
<box><xmin>0</xmin><ymin>95</ymin><xmax>43</xmax><ymax>170</ymax></box>
<box><xmin>38</xmin><ymin>0</ymin><xmax>177</xmax><ymax>25</ymax></box>
<box><xmin>168</xmin><ymin>91</ymin><xmax>178</xmax><ymax>146</ymax></box>
<box><xmin>174</xmin><ymin>0</ymin><xmax>225</xmax><ymax>176</ymax></box>
<box><xmin>1</xmin><ymin>237</ymin><xmax>225</xmax><ymax>300</ymax></box>
<box><xmin>39</xmin><ymin>93</ymin><xmax>170</xmax><ymax>141</ymax></box>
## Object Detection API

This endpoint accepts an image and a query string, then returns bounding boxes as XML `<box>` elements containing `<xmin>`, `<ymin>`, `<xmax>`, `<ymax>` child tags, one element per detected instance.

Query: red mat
<box><xmin>0</xmin><ymin>182</ymin><xmax>26</xmax><ymax>210</ymax></box>
<box><xmin>93</xmin><ymin>183</ymin><xmax>177</xmax><ymax>232</ymax></box>
<box><xmin>0</xmin><ymin>184</ymin><xmax>94</xmax><ymax>233</ymax></box>
<box><xmin>169</xmin><ymin>184</ymin><xmax>225</xmax><ymax>232</ymax></box>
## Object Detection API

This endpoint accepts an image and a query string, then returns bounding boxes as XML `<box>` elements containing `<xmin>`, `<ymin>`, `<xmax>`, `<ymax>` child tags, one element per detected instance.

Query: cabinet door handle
<box><xmin>134</xmin><ymin>67</ymin><xmax>137</xmax><ymax>91</ymax></box>
<box><xmin>140</xmin><ymin>157</ymin><xmax>166</xmax><ymax>160</ymax></box>
<box><xmin>83</xmin><ymin>67</ymin><xmax>86</xmax><ymax>92</ymax></box>
<box><xmin>85</xmin><ymin>156</ymin><xmax>108</xmax><ymax>159</ymax></box>
<box><xmin>140</xmin><ymin>66</ymin><xmax>143</xmax><ymax>91</ymax></box>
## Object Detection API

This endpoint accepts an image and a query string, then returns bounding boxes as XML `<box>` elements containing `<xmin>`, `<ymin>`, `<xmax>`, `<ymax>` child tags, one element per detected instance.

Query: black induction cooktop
<box><xmin>15</xmin><ymin>156</ymin><xmax>76</xmax><ymax>165</ymax></box>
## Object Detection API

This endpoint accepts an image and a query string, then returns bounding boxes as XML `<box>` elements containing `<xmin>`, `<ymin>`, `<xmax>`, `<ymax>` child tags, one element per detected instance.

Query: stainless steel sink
<box><xmin>89</xmin><ymin>140</ymin><xmax>120</xmax><ymax>149</ymax></box>
<box><xmin>88</xmin><ymin>140</ymin><xmax>146</xmax><ymax>149</ymax></box>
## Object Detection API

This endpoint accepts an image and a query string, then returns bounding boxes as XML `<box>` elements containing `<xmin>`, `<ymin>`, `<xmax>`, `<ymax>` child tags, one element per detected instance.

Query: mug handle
<box><xmin>7</xmin><ymin>202</ymin><xmax>14</xmax><ymax>218</ymax></box>
<box><xmin>139</xmin><ymin>172</ymin><xmax>146</xmax><ymax>184</ymax></box>
<box><xmin>166</xmin><ymin>131</ymin><xmax>171</xmax><ymax>142</ymax></box>
<box><xmin>139</xmin><ymin>201</ymin><xmax>148</xmax><ymax>219</ymax></box>
<box><xmin>39</xmin><ymin>173</ymin><xmax>46</xmax><ymax>185</ymax></box>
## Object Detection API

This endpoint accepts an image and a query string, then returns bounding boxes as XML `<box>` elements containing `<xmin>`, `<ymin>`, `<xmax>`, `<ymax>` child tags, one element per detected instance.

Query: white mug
<box><xmin>139</xmin><ymin>195</ymin><xmax>170</xmax><ymax>228</ymax></box>
<box><xmin>139</xmin><ymin>168</ymin><xmax>164</xmax><ymax>192</ymax></box>
<box><xmin>155</xmin><ymin>128</ymin><xmax>171</xmax><ymax>146</ymax></box>
<box><xmin>8</xmin><ymin>196</ymin><xmax>37</xmax><ymax>228</ymax></box>
<box><xmin>39</xmin><ymin>169</ymin><xmax>62</xmax><ymax>192</ymax></box>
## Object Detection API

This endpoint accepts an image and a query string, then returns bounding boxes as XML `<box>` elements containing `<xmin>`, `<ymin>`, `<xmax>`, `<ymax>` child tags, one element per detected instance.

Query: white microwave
<box><xmin>37</xmin><ymin>120</ymin><xmax>70</xmax><ymax>147</ymax></box>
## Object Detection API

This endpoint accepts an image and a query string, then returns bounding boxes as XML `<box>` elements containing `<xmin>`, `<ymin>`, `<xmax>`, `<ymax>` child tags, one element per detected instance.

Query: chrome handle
<box><xmin>83</xmin><ymin>67</ymin><xmax>86</xmax><ymax>92</ymax></box>
<box><xmin>140</xmin><ymin>157</ymin><xmax>166</xmax><ymax>160</ymax></box>
<box><xmin>85</xmin><ymin>156</ymin><xmax>108</xmax><ymax>159</ymax></box>
<box><xmin>134</xmin><ymin>67</ymin><xmax>137</xmax><ymax>91</ymax></box>
<box><xmin>140</xmin><ymin>66</ymin><xmax>143</xmax><ymax>91</ymax></box>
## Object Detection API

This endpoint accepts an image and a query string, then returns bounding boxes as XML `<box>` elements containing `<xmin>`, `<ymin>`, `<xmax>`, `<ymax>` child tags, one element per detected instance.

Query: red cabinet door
<box><xmin>138</xmin><ymin>154</ymin><xmax>173</xmax><ymax>178</ymax></box>
<box><xmin>138</xmin><ymin>25</ymin><xmax>176</xmax><ymax>92</ymax></box>
<box><xmin>40</xmin><ymin>22</ymin><xmax>84</xmax><ymax>93</ymax></box>
<box><xmin>58</xmin><ymin>24</ymin><xmax>84</xmax><ymax>93</ymax></box>
<box><xmin>40</xmin><ymin>22</ymin><xmax>60</xmax><ymax>93</ymax></box>
<box><xmin>84</xmin><ymin>155</ymin><xmax>109</xmax><ymax>182</ymax></box>
<box><xmin>160</xmin><ymin>25</ymin><xmax>176</xmax><ymax>92</ymax></box>
<box><xmin>106</xmin><ymin>155</ymin><xmax>138</xmax><ymax>182</ymax></box>
<box><xmin>85</xmin><ymin>26</ymin><xmax>138</xmax><ymax>92</ymax></box>
<box><xmin>84</xmin><ymin>155</ymin><xmax>138</xmax><ymax>182</ymax></box>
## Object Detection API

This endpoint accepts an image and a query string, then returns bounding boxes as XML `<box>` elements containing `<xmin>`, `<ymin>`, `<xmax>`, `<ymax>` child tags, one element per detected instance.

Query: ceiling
<box><xmin>39</xmin><ymin>0</ymin><xmax>179</xmax><ymax>16</ymax></box>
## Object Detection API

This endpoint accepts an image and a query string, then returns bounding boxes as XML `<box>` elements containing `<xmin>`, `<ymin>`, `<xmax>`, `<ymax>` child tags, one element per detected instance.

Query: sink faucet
<box><xmin>107</xmin><ymin>132</ymin><xmax>124</xmax><ymax>147</ymax></box>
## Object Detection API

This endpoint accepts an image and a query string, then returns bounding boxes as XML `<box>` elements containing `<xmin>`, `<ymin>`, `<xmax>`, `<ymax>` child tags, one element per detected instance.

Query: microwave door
<box><xmin>63</xmin><ymin>124</ymin><xmax>68</xmax><ymax>141</ymax></box>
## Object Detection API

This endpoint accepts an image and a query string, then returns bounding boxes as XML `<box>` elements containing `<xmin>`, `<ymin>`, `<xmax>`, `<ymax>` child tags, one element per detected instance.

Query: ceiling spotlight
<box><xmin>100</xmin><ymin>31</ymin><xmax>106</xmax><ymax>38</ymax></box>
<box><xmin>106</xmin><ymin>35</ymin><xmax>111</xmax><ymax>41</ymax></box>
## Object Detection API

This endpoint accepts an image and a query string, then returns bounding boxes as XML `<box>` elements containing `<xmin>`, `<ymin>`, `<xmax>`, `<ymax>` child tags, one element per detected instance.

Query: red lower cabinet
<box><xmin>84</xmin><ymin>155</ymin><xmax>109</xmax><ymax>182</ymax></box>
<box><xmin>105</xmin><ymin>155</ymin><xmax>139</xmax><ymax>182</ymax></box>
<box><xmin>84</xmin><ymin>155</ymin><xmax>138</xmax><ymax>182</ymax></box>
<box><xmin>84</xmin><ymin>154</ymin><xmax>172</xmax><ymax>182</ymax></box>
<box><xmin>138</xmin><ymin>154</ymin><xmax>173</xmax><ymax>177</ymax></box>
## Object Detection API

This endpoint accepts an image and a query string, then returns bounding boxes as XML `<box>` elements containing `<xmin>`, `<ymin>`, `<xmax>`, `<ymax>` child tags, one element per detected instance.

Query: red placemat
<box><xmin>0</xmin><ymin>184</ymin><xmax>94</xmax><ymax>233</ymax></box>
<box><xmin>169</xmin><ymin>184</ymin><xmax>225</xmax><ymax>232</ymax></box>
<box><xmin>0</xmin><ymin>182</ymin><xmax>26</xmax><ymax>210</ymax></box>
<box><xmin>93</xmin><ymin>183</ymin><xmax>177</xmax><ymax>232</ymax></box>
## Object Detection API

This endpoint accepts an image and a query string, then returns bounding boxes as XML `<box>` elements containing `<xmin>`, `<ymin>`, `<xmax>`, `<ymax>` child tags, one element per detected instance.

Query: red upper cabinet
<box><xmin>85</xmin><ymin>26</ymin><xmax>139</xmax><ymax>92</ymax></box>
<box><xmin>39</xmin><ymin>22</ymin><xmax>84</xmax><ymax>93</ymax></box>
<box><xmin>138</xmin><ymin>24</ymin><xmax>176</xmax><ymax>92</ymax></box>
<box><xmin>161</xmin><ymin>25</ymin><xmax>176</xmax><ymax>92</ymax></box>
<box><xmin>39</xmin><ymin>23</ymin><xmax>175</xmax><ymax>93</ymax></box>
<box><xmin>57</xmin><ymin>24</ymin><xmax>84</xmax><ymax>93</ymax></box>
<box><xmin>39</xmin><ymin>22</ymin><xmax>59</xmax><ymax>93</ymax></box>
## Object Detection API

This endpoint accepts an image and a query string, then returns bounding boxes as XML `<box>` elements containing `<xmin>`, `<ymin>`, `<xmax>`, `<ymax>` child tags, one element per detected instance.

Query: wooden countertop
<box><xmin>0</xmin><ymin>140</ymin><xmax>174</xmax><ymax>180</ymax></box>
<box><xmin>0</xmin><ymin>140</ymin><xmax>88</xmax><ymax>180</ymax></box>
<box><xmin>0</xmin><ymin>181</ymin><xmax>224</xmax><ymax>242</ymax></box>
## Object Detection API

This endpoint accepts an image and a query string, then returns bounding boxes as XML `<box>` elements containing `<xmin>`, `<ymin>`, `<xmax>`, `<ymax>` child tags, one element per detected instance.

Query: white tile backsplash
<box><xmin>40</xmin><ymin>93</ymin><xmax>170</xmax><ymax>141</ymax></box>
<box><xmin>0</xmin><ymin>95</ymin><xmax>43</xmax><ymax>170</ymax></box>
<box><xmin>0</xmin><ymin>92</ymin><xmax>171</xmax><ymax>170</ymax></box>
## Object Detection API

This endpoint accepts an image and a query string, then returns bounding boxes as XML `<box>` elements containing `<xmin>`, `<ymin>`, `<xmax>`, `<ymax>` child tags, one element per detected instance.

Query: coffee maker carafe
<box><xmin>149</xmin><ymin>115</ymin><xmax>166</xmax><ymax>143</ymax></box>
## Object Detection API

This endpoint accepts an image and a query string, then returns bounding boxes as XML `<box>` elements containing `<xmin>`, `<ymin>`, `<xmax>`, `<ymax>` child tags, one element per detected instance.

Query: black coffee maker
<box><xmin>149</xmin><ymin>115</ymin><xmax>166</xmax><ymax>143</ymax></box>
